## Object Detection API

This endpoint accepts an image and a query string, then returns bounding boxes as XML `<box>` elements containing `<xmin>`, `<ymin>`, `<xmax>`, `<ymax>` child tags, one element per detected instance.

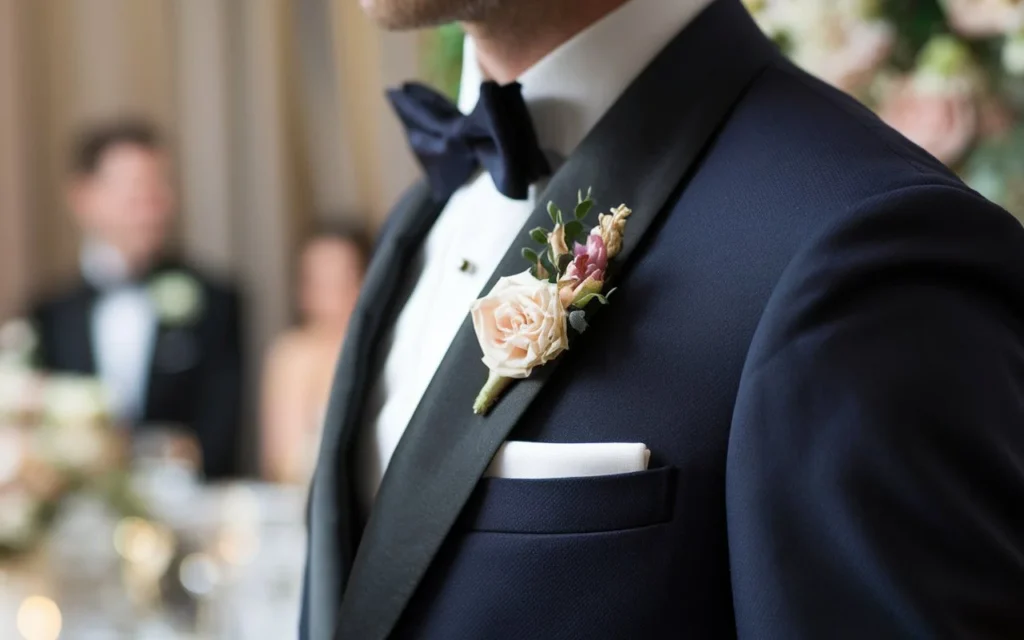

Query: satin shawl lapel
<box><xmin>306</xmin><ymin>182</ymin><xmax>443</xmax><ymax>640</ymax></box>
<box><xmin>335</xmin><ymin>2</ymin><xmax>778</xmax><ymax>638</ymax></box>
<box><xmin>58</xmin><ymin>287</ymin><xmax>98</xmax><ymax>374</ymax></box>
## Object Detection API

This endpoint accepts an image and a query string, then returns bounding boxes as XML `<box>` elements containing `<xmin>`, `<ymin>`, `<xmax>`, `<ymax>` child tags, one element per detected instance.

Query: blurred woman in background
<box><xmin>261</xmin><ymin>228</ymin><xmax>367</xmax><ymax>485</ymax></box>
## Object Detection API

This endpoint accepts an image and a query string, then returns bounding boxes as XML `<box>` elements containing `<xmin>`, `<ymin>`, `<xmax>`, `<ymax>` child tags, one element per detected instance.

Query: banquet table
<box><xmin>0</xmin><ymin>475</ymin><xmax>308</xmax><ymax>640</ymax></box>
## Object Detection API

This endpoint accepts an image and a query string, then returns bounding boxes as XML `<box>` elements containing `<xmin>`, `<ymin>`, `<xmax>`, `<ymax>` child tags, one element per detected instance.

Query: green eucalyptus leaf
<box><xmin>574</xmin><ymin>292</ymin><xmax>611</xmax><ymax>308</ymax></box>
<box><xmin>564</xmin><ymin>220</ymin><xmax>584</xmax><ymax>243</ymax></box>
<box><xmin>556</xmin><ymin>253</ymin><xmax>573</xmax><ymax>273</ymax></box>
<box><xmin>540</xmin><ymin>253</ymin><xmax>558</xmax><ymax>283</ymax></box>
<box><xmin>574</xmin><ymin>200</ymin><xmax>594</xmax><ymax>220</ymax></box>
<box><xmin>568</xmin><ymin>310</ymin><xmax>589</xmax><ymax>333</ymax></box>
<box><xmin>522</xmin><ymin>247</ymin><xmax>539</xmax><ymax>264</ymax></box>
<box><xmin>547</xmin><ymin>201</ymin><xmax>563</xmax><ymax>225</ymax></box>
<box><xmin>529</xmin><ymin>227</ymin><xmax>549</xmax><ymax>244</ymax></box>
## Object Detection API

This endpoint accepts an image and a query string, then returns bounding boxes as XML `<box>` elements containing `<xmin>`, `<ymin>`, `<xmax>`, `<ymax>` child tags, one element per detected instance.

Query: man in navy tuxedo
<box><xmin>303</xmin><ymin>0</ymin><xmax>1024</xmax><ymax>637</ymax></box>
<box><xmin>32</xmin><ymin>121</ymin><xmax>243</xmax><ymax>479</ymax></box>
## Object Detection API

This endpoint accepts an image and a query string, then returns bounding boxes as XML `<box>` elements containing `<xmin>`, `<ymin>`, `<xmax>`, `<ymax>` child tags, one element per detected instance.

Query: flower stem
<box><xmin>473</xmin><ymin>371</ymin><xmax>514</xmax><ymax>416</ymax></box>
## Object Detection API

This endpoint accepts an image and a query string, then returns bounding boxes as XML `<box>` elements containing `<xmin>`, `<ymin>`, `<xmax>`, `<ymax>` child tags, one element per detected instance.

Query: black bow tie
<box><xmin>388</xmin><ymin>81</ymin><xmax>552</xmax><ymax>202</ymax></box>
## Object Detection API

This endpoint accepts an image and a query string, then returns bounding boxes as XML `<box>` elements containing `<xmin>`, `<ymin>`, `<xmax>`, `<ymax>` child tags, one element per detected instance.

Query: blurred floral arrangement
<box><xmin>744</xmin><ymin>0</ymin><xmax>1024</xmax><ymax>216</ymax></box>
<box><xmin>428</xmin><ymin>0</ymin><xmax>1024</xmax><ymax>217</ymax></box>
<box><xmin>0</xmin><ymin>318</ymin><xmax>141</xmax><ymax>559</ymax></box>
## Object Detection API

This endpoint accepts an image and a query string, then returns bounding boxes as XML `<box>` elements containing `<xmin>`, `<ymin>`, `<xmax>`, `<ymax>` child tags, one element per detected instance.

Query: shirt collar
<box><xmin>457</xmin><ymin>0</ymin><xmax>717</xmax><ymax>158</ymax></box>
<box><xmin>81</xmin><ymin>238</ymin><xmax>134</xmax><ymax>290</ymax></box>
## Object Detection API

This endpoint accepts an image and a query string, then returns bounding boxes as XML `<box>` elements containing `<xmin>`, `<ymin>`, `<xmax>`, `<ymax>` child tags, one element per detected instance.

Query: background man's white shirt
<box><xmin>82</xmin><ymin>240</ymin><xmax>158</xmax><ymax>422</ymax></box>
<box><xmin>357</xmin><ymin>0</ymin><xmax>716</xmax><ymax>508</ymax></box>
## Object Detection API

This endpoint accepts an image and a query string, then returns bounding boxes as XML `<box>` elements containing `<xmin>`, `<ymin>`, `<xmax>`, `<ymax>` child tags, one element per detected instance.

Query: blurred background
<box><xmin>0</xmin><ymin>0</ymin><xmax>440</xmax><ymax>405</ymax></box>
<box><xmin>0</xmin><ymin>1</ymin><xmax>450</xmax><ymax>638</ymax></box>
<box><xmin>0</xmin><ymin>0</ymin><xmax>1022</xmax><ymax>638</ymax></box>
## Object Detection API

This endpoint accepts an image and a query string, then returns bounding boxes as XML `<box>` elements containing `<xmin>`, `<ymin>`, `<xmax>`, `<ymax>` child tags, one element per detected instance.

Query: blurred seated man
<box><xmin>261</xmin><ymin>228</ymin><xmax>367</xmax><ymax>485</ymax></box>
<box><xmin>32</xmin><ymin>119</ymin><xmax>243</xmax><ymax>480</ymax></box>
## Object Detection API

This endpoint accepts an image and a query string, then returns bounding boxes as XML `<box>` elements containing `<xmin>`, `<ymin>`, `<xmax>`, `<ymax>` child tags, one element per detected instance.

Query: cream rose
<box><xmin>470</xmin><ymin>271</ymin><xmax>568</xmax><ymax>379</ymax></box>
<box><xmin>879</xmin><ymin>76</ymin><xmax>978</xmax><ymax>165</ymax></box>
<box><xmin>791</xmin><ymin>15</ymin><xmax>894</xmax><ymax>94</ymax></box>
<box><xmin>940</xmin><ymin>0</ymin><xmax>1024</xmax><ymax>37</ymax></box>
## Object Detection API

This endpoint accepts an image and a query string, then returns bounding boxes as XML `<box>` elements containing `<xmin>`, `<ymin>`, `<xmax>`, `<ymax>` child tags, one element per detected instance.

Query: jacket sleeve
<box><xmin>728</xmin><ymin>184</ymin><xmax>1024</xmax><ymax>638</ymax></box>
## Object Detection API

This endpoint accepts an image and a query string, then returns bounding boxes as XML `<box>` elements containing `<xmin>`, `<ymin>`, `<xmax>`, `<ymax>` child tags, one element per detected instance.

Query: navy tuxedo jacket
<box><xmin>304</xmin><ymin>1</ymin><xmax>1024</xmax><ymax>638</ymax></box>
<box><xmin>32</xmin><ymin>262</ymin><xmax>244</xmax><ymax>479</ymax></box>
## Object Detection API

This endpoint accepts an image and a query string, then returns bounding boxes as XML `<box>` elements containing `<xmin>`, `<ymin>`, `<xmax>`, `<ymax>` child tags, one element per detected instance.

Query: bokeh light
<box><xmin>16</xmin><ymin>596</ymin><xmax>61</xmax><ymax>640</ymax></box>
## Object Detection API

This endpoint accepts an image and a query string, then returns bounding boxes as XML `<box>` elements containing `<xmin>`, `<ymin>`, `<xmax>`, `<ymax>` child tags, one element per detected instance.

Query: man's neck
<box><xmin>81</xmin><ymin>238</ymin><xmax>157</xmax><ymax>287</ymax></box>
<box><xmin>462</xmin><ymin>0</ymin><xmax>631</xmax><ymax>83</ymax></box>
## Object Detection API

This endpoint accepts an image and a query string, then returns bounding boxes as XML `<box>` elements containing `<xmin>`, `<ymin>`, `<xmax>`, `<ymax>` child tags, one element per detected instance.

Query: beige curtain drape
<box><xmin>0</xmin><ymin>0</ymin><xmax>424</xmax><ymax>469</ymax></box>
<box><xmin>0</xmin><ymin>0</ymin><xmax>33</xmax><ymax>322</ymax></box>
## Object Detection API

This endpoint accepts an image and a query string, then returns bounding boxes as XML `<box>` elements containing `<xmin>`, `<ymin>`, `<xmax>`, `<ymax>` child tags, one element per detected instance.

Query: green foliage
<box><xmin>964</xmin><ymin>126</ymin><xmax>1024</xmax><ymax>219</ymax></box>
<box><xmin>425</xmin><ymin>24</ymin><xmax>465</xmax><ymax>100</ymax></box>
<box><xmin>563</xmin><ymin>220</ymin><xmax>584</xmax><ymax>245</ymax></box>
<box><xmin>574</xmin><ymin>292</ymin><xmax>610</xmax><ymax>308</ymax></box>
<box><xmin>569</xmin><ymin>310</ymin><xmax>589</xmax><ymax>333</ymax></box>
<box><xmin>547</xmin><ymin>201</ymin><xmax>563</xmax><ymax>225</ymax></box>
<box><xmin>880</xmin><ymin>0</ymin><xmax>947</xmax><ymax>69</ymax></box>
<box><xmin>556</xmin><ymin>252</ymin><xmax>573</xmax><ymax>273</ymax></box>
<box><xmin>538</xmin><ymin>252</ymin><xmax>557</xmax><ymax>283</ymax></box>
<box><xmin>99</xmin><ymin>470</ymin><xmax>149</xmax><ymax>519</ymax></box>
<box><xmin>917</xmin><ymin>33</ymin><xmax>972</xmax><ymax>74</ymax></box>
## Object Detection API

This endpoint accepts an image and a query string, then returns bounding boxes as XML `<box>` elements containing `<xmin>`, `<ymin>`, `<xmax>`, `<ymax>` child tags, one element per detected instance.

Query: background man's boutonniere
<box><xmin>148</xmin><ymin>271</ymin><xmax>205</xmax><ymax>326</ymax></box>
<box><xmin>470</xmin><ymin>188</ymin><xmax>632</xmax><ymax>415</ymax></box>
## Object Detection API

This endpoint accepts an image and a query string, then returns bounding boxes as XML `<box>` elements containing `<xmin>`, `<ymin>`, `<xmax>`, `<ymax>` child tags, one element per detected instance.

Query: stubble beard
<box><xmin>362</xmin><ymin>0</ymin><xmax>510</xmax><ymax>30</ymax></box>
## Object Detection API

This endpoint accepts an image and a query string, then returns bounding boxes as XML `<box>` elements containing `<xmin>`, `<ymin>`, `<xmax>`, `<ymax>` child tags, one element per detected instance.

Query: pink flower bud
<box><xmin>559</xmin><ymin>232</ymin><xmax>608</xmax><ymax>308</ymax></box>
<box><xmin>566</xmin><ymin>232</ymin><xmax>608</xmax><ymax>283</ymax></box>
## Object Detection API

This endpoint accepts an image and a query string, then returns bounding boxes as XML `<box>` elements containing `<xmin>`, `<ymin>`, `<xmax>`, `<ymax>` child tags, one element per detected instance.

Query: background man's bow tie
<box><xmin>388</xmin><ymin>80</ymin><xmax>552</xmax><ymax>202</ymax></box>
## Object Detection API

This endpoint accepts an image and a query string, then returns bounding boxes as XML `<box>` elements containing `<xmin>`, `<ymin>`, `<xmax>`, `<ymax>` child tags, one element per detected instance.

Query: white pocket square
<box><xmin>484</xmin><ymin>441</ymin><xmax>650</xmax><ymax>480</ymax></box>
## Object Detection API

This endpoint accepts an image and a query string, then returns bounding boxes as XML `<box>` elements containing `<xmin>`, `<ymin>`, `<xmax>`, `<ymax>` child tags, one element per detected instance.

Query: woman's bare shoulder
<box><xmin>266</xmin><ymin>328</ymin><xmax>314</xmax><ymax>366</ymax></box>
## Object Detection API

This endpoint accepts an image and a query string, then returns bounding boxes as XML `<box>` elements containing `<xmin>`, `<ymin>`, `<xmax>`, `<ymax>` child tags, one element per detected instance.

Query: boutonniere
<box><xmin>148</xmin><ymin>271</ymin><xmax>205</xmax><ymax>327</ymax></box>
<box><xmin>470</xmin><ymin>188</ymin><xmax>632</xmax><ymax>415</ymax></box>
<box><xmin>0</xmin><ymin>319</ymin><xmax>39</xmax><ymax>368</ymax></box>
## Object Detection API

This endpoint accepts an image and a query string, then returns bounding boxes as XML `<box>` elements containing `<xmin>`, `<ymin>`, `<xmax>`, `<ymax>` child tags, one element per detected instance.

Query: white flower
<box><xmin>42</xmin><ymin>375</ymin><xmax>112</xmax><ymax>424</ymax></box>
<box><xmin>0</xmin><ymin>489</ymin><xmax>39</xmax><ymax>546</ymax></box>
<box><xmin>1003</xmin><ymin>33</ymin><xmax>1024</xmax><ymax>75</ymax></box>
<box><xmin>780</xmin><ymin>1</ymin><xmax>895</xmax><ymax>93</ymax></box>
<box><xmin>0</xmin><ymin>425</ymin><xmax>25</xmax><ymax>486</ymax></box>
<box><xmin>149</xmin><ymin>271</ymin><xmax>204</xmax><ymax>326</ymax></box>
<box><xmin>940</xmin><ymin>0</ymin><xmax>1024</xmax><ymax>37</ymax></box>
<box><xmin>0</xmin><ymin>367</ymin><xmax>43</xmax><ymax>417</ymax></box>
<box><xmin>0</xmin><ymin>319</ymin><xmax>38</xmax><ymax>363</ymax></box>
<box><xmin>470</xmin><ymin>271</ymin><xmax>569</xmax><ymax>379</ymax></box>
<box><xmin>0</xmin><ymin>423</ymin><xmax>25</xmax><ymax>483</ymax></box>
<box><xmin>33</xmin><ymin>422</ymin><xmax>108</xmax><ymax>472</ymax></box>
<box><xmin>744</xmin><ymin>0</ymin><xmax>790</xmax><ymax>39</ymax></box>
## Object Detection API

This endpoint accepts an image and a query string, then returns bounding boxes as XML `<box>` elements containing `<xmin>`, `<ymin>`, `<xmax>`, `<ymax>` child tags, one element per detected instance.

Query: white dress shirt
<box><xmin>82</xmin><ymin>240</ymin><xmax>158</xmax><ymax>422</ymax></box>
<box><xmin>357</xmin><ymin>0</ymin><xmax>716</xmax><ymax>508</ymax></box>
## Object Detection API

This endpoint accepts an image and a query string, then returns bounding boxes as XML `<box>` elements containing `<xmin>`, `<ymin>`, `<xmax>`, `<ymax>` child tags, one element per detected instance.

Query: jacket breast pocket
<box><xmin>458</xmin><ymin>465</ymin><xmax>677</xmax><ymax>534</ymax></box>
